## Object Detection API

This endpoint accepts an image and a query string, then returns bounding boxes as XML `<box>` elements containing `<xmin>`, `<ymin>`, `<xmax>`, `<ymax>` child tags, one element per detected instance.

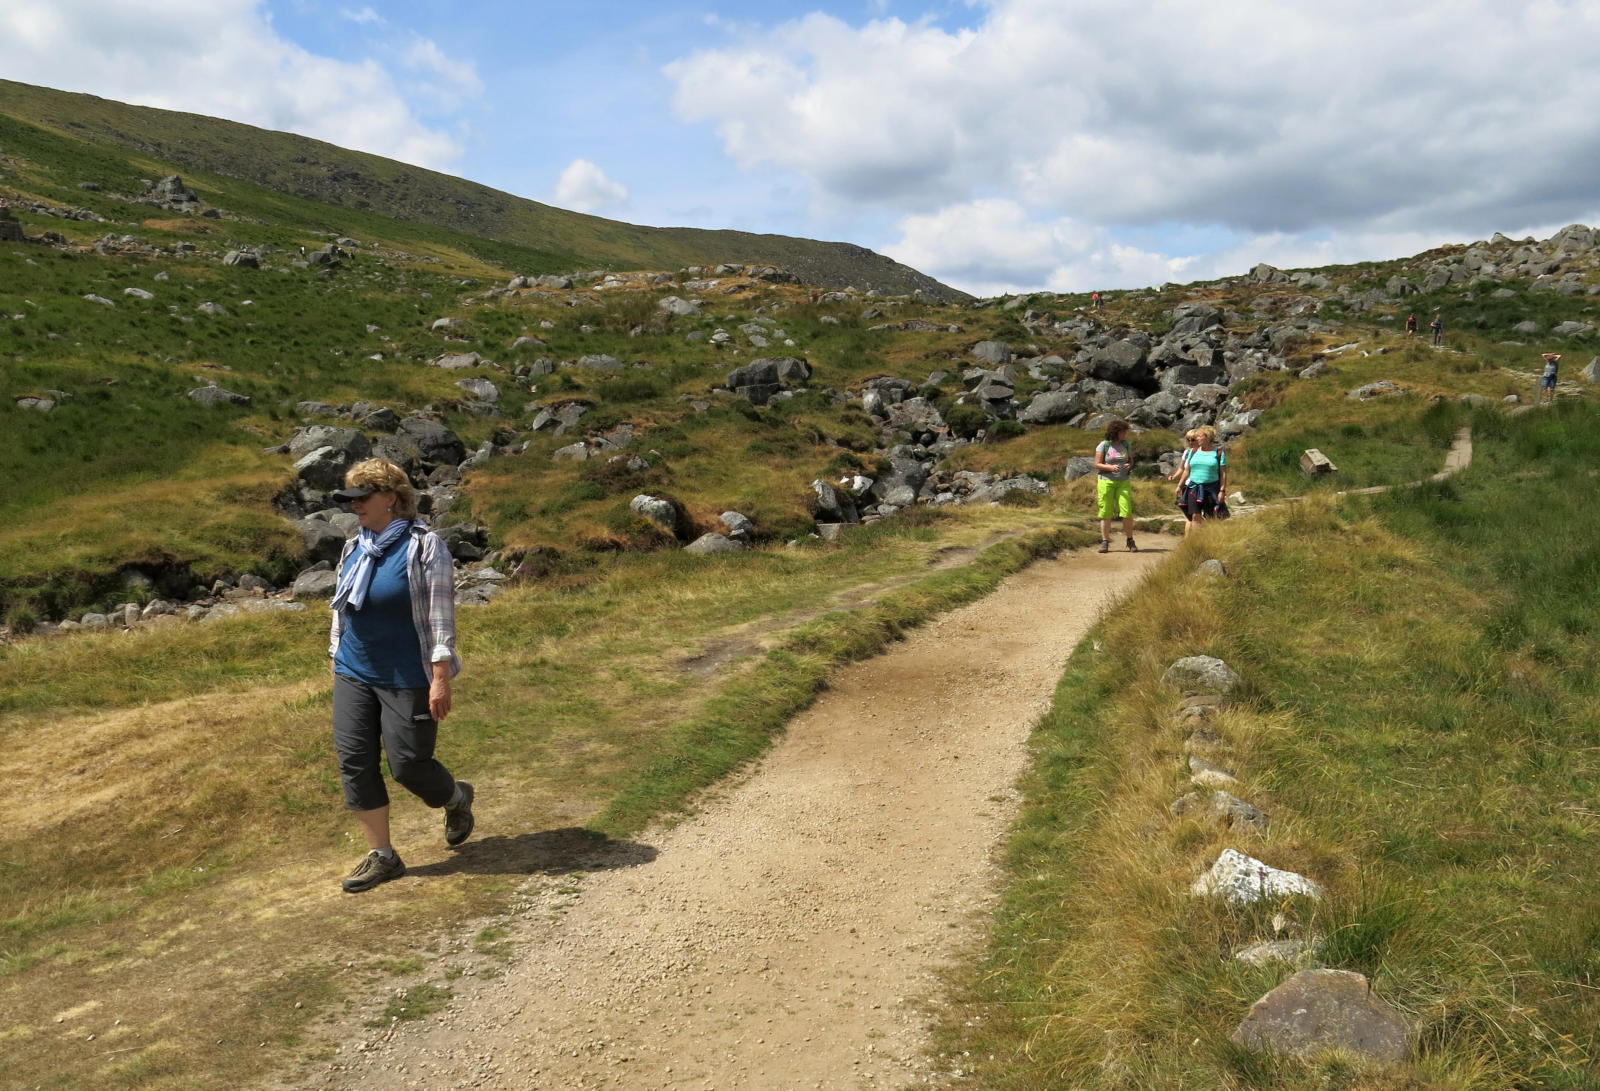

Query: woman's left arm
<box><xmin>418</xmin><ymin>532</ymin><xmax>458</xmax><ymax>719</ymax></box>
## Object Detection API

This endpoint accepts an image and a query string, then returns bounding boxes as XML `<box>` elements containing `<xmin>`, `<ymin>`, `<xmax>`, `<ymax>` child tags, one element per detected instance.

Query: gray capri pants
<box><xmin>332</xmin><ymin>673</ymin><xmax>456</xmax><ymax>812</ymax></box>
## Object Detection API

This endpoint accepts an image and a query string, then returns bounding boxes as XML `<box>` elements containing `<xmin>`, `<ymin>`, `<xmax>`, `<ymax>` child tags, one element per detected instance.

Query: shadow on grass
<box><xmin>408</xmin><ymin>826</ymin><xmax>657</xmax><ymax>878</ymax></box>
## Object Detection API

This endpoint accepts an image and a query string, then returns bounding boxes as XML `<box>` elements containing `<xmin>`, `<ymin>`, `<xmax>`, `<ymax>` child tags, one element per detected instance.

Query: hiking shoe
<box><xmin>1126</xmin><ymin>537</ymin><xmax>1139</xmax><ymax>552</ymax></box>
<box><xmin>1097</xmin><ymin>539</ymin><xmax>1110</xmax><ymax>553</ymax></box>
<box><xmin>444</xmin><ymin>781</ymin><xmax>475</xmax><ymax>847</ymax></box>
<box><xmin>341</xmin><ymin>850</ymin><xmax>405</xmax><ymax>894</ymax></box>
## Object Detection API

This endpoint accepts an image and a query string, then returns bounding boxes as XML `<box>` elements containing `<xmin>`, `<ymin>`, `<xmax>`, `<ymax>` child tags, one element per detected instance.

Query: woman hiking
<box><xmin>1178</xmin><ymin>425</ymin><xmax>1228</xmax><ymax>524</ymax></box>
<box><xmin>327</xmin><ymin>458</ymin><xmax>476</xmax><ymax>894</ymax></box>
<box><xmin>1169</xmin><ymin>429</ymin><xmax>1200</xmax><ymax>535</ymax></box>
<box><xmin>1093</xmin><ymin>419</ymin><xmax>1137</xmax><ymax>553</ymax></box>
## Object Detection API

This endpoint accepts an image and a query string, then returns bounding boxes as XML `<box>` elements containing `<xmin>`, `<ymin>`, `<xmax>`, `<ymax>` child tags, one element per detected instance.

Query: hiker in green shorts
<box><xmin>1093</xmin><ymin>419</ymin><xmax>1137</xmax><ymax>553</ymax></box>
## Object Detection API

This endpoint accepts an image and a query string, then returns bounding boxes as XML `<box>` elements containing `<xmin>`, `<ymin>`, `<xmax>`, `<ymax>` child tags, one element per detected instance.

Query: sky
<box><xmin>3</xmin><ymin>0</ymin><xmax>1600</xmax><ymax>295</ymax></box>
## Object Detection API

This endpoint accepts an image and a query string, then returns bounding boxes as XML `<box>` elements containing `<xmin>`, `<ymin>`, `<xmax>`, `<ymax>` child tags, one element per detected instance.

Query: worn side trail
<box><xmin>302</xmin><ymin>545</ymin><xmax>1162</xmax><ymax>1091</ymax></box>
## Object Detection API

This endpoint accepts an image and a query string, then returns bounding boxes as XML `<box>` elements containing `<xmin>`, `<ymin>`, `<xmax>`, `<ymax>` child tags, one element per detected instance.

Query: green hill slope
<box><xmin>0</xmin><ymin>78</ymin><xmax>966</xmax><ymax>299</ymax></box>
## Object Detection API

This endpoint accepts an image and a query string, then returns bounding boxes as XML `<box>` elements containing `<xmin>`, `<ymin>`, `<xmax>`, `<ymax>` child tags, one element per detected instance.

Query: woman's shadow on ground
<box><xmin>408</xmin><ymin>826</ymin><xmax>657</xmax><ymax>878</ymax></box>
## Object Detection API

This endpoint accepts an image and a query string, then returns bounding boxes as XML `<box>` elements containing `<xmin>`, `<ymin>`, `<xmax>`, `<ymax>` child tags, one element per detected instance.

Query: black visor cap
<box><xmin>331</xmin><ymin>486</ymin><xmax>379</xmax><ymax>502</ymax></box>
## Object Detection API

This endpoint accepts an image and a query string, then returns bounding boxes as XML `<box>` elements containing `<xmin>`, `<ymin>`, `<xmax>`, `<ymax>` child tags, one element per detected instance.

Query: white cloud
<box><xmin>339</xmin><ymin>5</ymin><xmax>383</xmax><ymax>26</ymax></box>
<box><xmin>554</xmin><ymin>158</ymin><xmax>630</xmax><ymax>213</ymax></box>
<box><xmin>887</xmin><ymin>199</ymin><xmax>1191</xmax><ymax>296</ymax></box>
<box><xmin>0</xmin><ymin>0</ymin><xmax>466</xmax><ymax>170</ymax></box>
<box><xmin>668</xmin><ymin>0</ymin><xmax>1600</xmax><ymax>286</ymax></box>
<box><xmin>885</xmin><ymin>199</ymin><xmax>1545</xmax><ymax>295</ymax></box>
<box><xmin>399</xmin><ymin>33</ymin><xmax>484</xmax><ymax>106</ymax></box>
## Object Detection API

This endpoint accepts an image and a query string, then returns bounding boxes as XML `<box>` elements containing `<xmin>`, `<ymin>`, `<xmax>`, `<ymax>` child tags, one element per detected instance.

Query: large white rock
<box><xmin>1191</xmin><ymin>849</ymin><xmax>1322</xmax><ymax>904</ymax></box>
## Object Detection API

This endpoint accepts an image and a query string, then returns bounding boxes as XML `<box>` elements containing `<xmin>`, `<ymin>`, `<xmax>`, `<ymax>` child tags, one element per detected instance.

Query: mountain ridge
<box><xmin>0</xmin><ymin>78</ymin><xmax>967</xmax><ymax>300</ymax></box>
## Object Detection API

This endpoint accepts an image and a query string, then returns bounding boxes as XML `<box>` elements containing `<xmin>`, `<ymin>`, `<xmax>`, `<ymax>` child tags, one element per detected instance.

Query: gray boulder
<box><xmin>396</xmin><ymin>417</ymin><xmax>467</xmax><ymax>466</ymax></box>
<box><xmin>370</xmin><ymin>433</ymin><xmax>423</xmax><ymax>472</ymax></box>
<box><xmin>433</xmin><ymin>352</ymin><xmax>484</xmax><ymax>370</ymax></box>
<box><xmin>300</xmin><ymin>515</ymin><xmax>356</xmax><ymax>562</ymax></box>
<box><xmin>1082</xmin><ymin>340</ymin><xmax>1152</xmax><ymax>387</ymax></box>
<box><xmin>456</xmin><ymin>377</ymin><xmax>500</xmax><ymax>405</ymax></box>
<box><xmin>1171</xmin><ymin>789</ymin><xmax>1268</xmax><ymax>833</ymax></box>
<box><xmin>971</xmin><ymin>340</ymin><xmax>1013</xmax><ymax>365</ymax></box>
<box><xmin>1129</xmin><ymin>390</ymin><xmax>1185</xmax><ymax>428</ymax></box>
<box><xmin>1159</xmin><ymin>363</ymin><xmax>1226</xmax><ymax>389</ymax></box>
<box><xmin>885</xmin><ymin>397</ymin><xmax>945</xmax><ymax>433</ymax></box>
<box><xmin>1169</xmin><ymin>303</ymin><xmax>1224</xmax><ymax>336</ymax></box>
<box><xmin>1552</xmin><ymin>321</ymin><xmax>1593</xmax><ymax>337</ymax></box>
<box><xmin>685</xmin><ymin>533</ymin><xmax>743</xmax><ymax>554</ymax></box>
<box><xmin>1018</xmin><ymin>388</ymin><xmax>1086</xmax><ymax>424</ymax></box>
<box><xmin>1582</xmin><ymin>356</ymin><xmax>1600</xmax><ymax>384</ymax></box>
<box><xmin>719</xmin><ymin>511</ymin><xmax>754</xmax><ymax>541</ymax></box>
<box><xmin>288</xmin><ymin>425</ymin><xmax>371</xmax><ymax>461</ymax></box>
<box><xmin>1232</xmin><ymin>969</ymin><xmax>1410</xmax><ymax>1064</ymax></box>
<box><xmin>1250</xmin><ymin>262</ymin><xmax>1291</xmax><ymax>284</ymax></box>
<box><xmin>657</xmin><ymin>295</ymin><xmax>701</xmax><ymax>316</ymax></box>
<box><xmin>291</xmin><ymin>566</ymin><xmax>339</xmax><ymax>599</ymax></box>
<box><xmin>1063</xmin><ymin>456</ymin><xmax>1096</xmax><ymax>482</ymax></box>
<box><xmin>293</xmin><ymin>445</ymin><xmax>356</xmax><ymax>490</ymax></box>
<box><xmin>1347</xmin><ymin>380</ymin><xmax>1404</xmax><ymax>401</ymax></box>
<box><xmin>1161</xmin><ymin>655</ymin><xmax>1243</xmax><ymax>695</ymax></box>
<box><xmin>188</xmin><ymin>384</ymin><xmax>251</xmax><ymax>407</ymax></box>
<box><xmin>1234</xmin><ymin>939</ymin><xmax>1320</xmax><ymax>968</ymax></box>
<box><xmin>1192</xmin><ymin>849</ymin><xmax>1322</xmax><ymax>903</ymax></box>
<box><xmin>629</xmin><ymin>494</ymin><xmax>683</xmax><ymax>537</ymax></box>
<box><xmin>222</xmin><ymin>250</ymin><xmax>259</xmax><ymax>268</ymax></box>
<box><xmin>575</xmin><ymin>354</ymin><xmax>625</xmax><ymax>371</ymax></box>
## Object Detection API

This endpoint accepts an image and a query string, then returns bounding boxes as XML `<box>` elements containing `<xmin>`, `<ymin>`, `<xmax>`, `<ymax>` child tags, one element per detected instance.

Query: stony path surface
<box><xmin>299</xmin><ymin>545</ymin><xmax>1162</xmax><ymax>1090</ymax></box>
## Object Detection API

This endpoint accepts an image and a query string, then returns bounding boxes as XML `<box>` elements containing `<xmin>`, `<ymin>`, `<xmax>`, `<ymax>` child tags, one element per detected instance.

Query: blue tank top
<box><xmin>334</xmin><ymin>545</ymin><xmax>430</xmax><ymax>689</ymax></box>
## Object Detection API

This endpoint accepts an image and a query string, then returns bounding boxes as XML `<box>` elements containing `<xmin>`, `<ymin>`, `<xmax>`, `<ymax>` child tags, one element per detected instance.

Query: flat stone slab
<box><xmin>1232</xmin><ymin>969</ymin><xmax>1410</xmax><ymax>1063</ymax></box>
<box><xmin>1234</xmin><ymin>938</ymin><xmax>1319</xmax><ymax>968</ymax></box>
<box><xmin>1172</xmin><ymin>790</ymin><xmax>1268</xmax><ymax>833</ymax></box>
<box><xmin>1192</xmin><ymin>848</ymin><xmax>1321</xmax><ymax>903</ymax></box>
<box><xmin>1162</xmin><ymin>656</ymin><xmax>1243</xmax><ymax>695</ymax></box>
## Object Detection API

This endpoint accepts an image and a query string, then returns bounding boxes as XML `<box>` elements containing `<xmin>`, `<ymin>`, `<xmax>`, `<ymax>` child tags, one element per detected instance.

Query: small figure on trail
<box><xmin>1169</xmin><ymin>429</ymin><xmax>1201</xmax><ymax>536</ymax></box>
<box><xmin>1178</xmin><ymin>425</ymin><xmax>1228</xmax><ymax>524</ymax></box>
<box><xmin>1430</xmin><ymin>313</ymin><xmax>1444</xmax><ymax>346</ymax></box>
<box><xmin>1093</xmin><ymin>419</ymin><xmax>1137</xmax><ymax>553</ymax></box>
<box><xmin>1540</xmin><ymin>352</ymin><xmax>1561</xmax><ymax>405</ymax></box>
<box><xmin>327</xmin><ymin>458</ymin><xmax>475</xmax><ymax>894</ymax></box>
<box><xmin>1091</xmin><ymin>291</ymin><xmax>1103</xmax><ymax>311</ymax></box>
<box><xmin>1405</xmin><ymin>314</ymin><xmax>1417</xmax><ymax>337</ymax></box>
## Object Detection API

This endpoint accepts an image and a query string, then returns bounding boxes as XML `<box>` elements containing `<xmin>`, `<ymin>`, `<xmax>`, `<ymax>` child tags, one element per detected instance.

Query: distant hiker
<box><xmin>1405</xmin><ymin>314</ymin><xmax>1417</xmax><ymax>337</ymax></box>
<box><xmin>1169</xmin><ymin>429</ymin><xmax>1201</xmax><ymax>535</ymax></box>
<box><xmin>1093</xmin><ymin>419</ymin><xmax>1137</xmax><ymax>553</ymax></box>
<box><xmin>1178</xmin><ymin>425</ymin><xmax>1228</xmax><ymax>524</ymax></box>
<box><xmin>1540</xmin><ymin>352</ymin><xmax>1561</xmax><ymax>404</ymax></box>
<box><xmin>1430</xmin><ymin>313</ymin><xmax>1444</xmax><ymax>345</ymax></box>
<box><xmin>327</xmin><ymin>458</ymin><xmax>475</xmax><ymax>894</ymax></box>
<box><xmin>1091</xmin><ymin>291</ymin><xmax>1103</xmax><ymax>311</ymax></box>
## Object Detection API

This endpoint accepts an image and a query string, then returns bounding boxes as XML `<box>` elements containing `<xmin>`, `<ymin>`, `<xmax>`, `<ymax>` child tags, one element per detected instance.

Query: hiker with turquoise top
<box><xmin>1178</xmin><ymin>424</ymin><xmax>1229</xmax><ymax>523</ymax></box>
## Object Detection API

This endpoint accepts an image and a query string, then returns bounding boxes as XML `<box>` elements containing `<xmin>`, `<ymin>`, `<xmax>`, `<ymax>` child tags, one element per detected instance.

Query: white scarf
<box><xmin>331</xmin><ymin>519</ymin><xmax>412</xmax><ymax>612</ymax></box>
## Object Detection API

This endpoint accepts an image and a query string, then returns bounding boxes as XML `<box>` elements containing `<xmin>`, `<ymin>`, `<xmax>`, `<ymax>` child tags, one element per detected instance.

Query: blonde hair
<box><xmin>1194</xmin><ymin>425</ymin><xmax>1219</xmax><ymax>444</ymax></box>
<box><xmin>344</xmin><ymin>458</ymin><xmax>419</xmax><ymax>518</ymax></box>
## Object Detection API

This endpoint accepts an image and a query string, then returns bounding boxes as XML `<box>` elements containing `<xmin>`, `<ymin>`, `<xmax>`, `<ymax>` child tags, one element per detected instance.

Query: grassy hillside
<box><xmin>0</xmin><ymin>78</ymin><xmax>966</xmax><ymax>299</ymax></box>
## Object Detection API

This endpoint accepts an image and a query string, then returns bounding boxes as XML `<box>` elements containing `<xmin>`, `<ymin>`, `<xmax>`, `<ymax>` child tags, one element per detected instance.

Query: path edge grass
<box><xmin>590</xmin><ymin>524</ymin><xmax>1098</xmax><ymax>837</ymax></box>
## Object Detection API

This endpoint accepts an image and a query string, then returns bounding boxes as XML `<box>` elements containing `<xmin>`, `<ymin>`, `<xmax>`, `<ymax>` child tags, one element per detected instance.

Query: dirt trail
<box><xmin>302</xmin><ymin>544</ymin><xmax>1163</xmax><ymax>1090</ymax></box>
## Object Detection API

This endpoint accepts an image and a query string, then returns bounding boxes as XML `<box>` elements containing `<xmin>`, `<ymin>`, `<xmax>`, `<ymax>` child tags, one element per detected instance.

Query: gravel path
<box><xmin>302</xmin><ymin>544</ymin><xmax>1162</xmax><ymax>1090</ymax></box>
